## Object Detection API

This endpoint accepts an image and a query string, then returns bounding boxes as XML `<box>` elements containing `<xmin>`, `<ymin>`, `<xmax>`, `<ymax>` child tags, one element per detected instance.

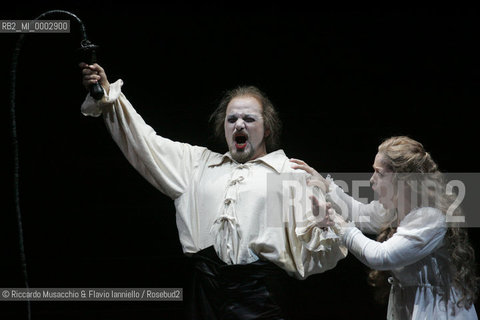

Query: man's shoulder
<box><xmin>261</xmin><ymin>150</ymin><xmax>307</xmax><ymax>176</ymax></box>
<box><xmin>193</xmin><ymin>147</ymin><xmax>228</xmax><ymax>167</ymax></box>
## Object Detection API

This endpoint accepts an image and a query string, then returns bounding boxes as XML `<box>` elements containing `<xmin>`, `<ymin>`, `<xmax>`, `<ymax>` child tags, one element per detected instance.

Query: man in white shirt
<box><xmin>80</xmin><ymin>62</ymin><xmax>346</xmax><ymax>319</ymax></box>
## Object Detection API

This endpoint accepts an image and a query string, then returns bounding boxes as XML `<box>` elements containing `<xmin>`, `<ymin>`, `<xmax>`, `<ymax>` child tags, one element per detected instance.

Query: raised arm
<box><xmin>79</xmin><ymin>63</ymin><xmax>209</xmax><ymax>199</ymax></box>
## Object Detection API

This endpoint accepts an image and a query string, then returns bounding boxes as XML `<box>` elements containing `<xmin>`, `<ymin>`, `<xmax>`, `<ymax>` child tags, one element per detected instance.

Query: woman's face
<box><xmin>370</xmin><ymin>153</ymin><xmax>396</xmax><ymax>209</ymax></box>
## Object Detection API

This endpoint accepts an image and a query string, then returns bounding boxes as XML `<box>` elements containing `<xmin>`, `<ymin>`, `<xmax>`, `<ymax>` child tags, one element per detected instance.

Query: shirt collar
<box><xmin>207</xmin><ymin>149</ymin><xmax>287</xmax><ymax>173</ymax></box>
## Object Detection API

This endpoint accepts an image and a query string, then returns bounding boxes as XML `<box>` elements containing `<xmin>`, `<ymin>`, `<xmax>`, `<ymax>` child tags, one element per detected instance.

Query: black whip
<box><xmin>9</xmin><ymin>10</ymin><xmax>102</xmax><ymax>319</ymax></box>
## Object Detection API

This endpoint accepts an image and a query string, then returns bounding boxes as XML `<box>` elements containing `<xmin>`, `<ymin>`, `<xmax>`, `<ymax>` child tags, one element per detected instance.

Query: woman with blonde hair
<box><xmin>291</xmin><ymin>136</ymin><xmax>478</xmax><ymax>319</ymax></box>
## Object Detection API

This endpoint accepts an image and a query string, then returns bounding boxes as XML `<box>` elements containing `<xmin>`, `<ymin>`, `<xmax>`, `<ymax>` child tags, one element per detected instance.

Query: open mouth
<box><xmin>234</xmin><ymin>134</ymin><xmax>248</xmax><ymax>150</ymax></box>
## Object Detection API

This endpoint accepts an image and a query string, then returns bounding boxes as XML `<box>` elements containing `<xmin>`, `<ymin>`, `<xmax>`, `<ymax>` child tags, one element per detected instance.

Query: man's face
<box><xmin>224</xmin><ymin>95</ymin><xmax>269</xmax><ymax>163</ymax></box>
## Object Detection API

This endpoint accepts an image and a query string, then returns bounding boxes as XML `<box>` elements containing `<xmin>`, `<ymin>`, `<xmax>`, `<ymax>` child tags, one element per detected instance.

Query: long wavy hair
<box><xmin>368</xmin><ymin>136</ymin><xmax>478</xmax><ymax>309</ymax></box>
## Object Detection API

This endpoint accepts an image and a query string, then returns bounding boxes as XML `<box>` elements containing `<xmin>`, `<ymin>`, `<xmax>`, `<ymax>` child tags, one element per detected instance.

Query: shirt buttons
<box><xmin>229</xmin><ymin>176</ymin><xmax>244</xmax><ymax>185</ymax></box>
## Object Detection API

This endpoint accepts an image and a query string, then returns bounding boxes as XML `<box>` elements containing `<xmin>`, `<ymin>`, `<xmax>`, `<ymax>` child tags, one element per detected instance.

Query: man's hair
<box><xmin>209</xmin><ymin>85</ymin><xmax>282</xmax><ymax>152</ymax></box>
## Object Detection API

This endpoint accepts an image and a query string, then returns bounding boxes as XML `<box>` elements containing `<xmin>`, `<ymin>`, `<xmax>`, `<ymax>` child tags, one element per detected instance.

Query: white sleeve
<box><xmin>247</xmin><ymin>170</ymin><xmax>348</xmax><ymax>279</ymax></box>
<box><xmin>80</xmin><ymin>79</ymin><xmax>209</xmax><ymax>199</ymax></box>
<box><xmin>342</xmin><ymin>207</ymin><xmax>447</xmax><ymax>270</ymax></box>
<box><xmin>326</xmin><ymin>176</ymin><xmax>396</xmax><ymax>234</ymax></box>
<box><xmin>290</xmin><ymin>175</ymin><xmax>348</xmax><ymax>279</ymax></box>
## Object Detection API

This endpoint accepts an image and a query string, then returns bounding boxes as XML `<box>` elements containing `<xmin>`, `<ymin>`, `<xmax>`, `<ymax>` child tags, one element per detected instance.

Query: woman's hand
<box><xmin>310</xmin><ymin>195</ymin><xmax>334</xmax><ymax>228</ymax></box>
<box><xmin>290</xmin><ymin>158</ymin><xmax>330</xmax><ymax>193</ymax></box>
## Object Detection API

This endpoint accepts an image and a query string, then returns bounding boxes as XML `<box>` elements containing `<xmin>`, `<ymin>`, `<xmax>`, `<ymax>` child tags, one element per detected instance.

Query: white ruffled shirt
<box><xmin>326</xmin><ymin>180</ymin><xmax>478</xmax><ymax>319</ymax></box>
<box><xmin>80</xmin><ymin>80</ymin><xmax>347</xmax><ymax>279</ymax></box>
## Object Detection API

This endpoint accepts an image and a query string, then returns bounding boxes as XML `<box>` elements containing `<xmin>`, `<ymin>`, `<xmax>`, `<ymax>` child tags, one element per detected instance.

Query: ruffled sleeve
<box><xmin>295</xmin><ymin>188</ymin><xmax>346</xmax><ymax>251</ymax></box>
<box><xmin>288</xmin><ymin>181</ymin><xmax>349</xmax><ymax>279</ymax></box>
<box><xmin>250</xmin><ymin>170</ymin><xmax>349</xmax><ymax>279</ymax></box>
<box><xmin>81</xmin><ymin>79</ymin><xmax>124</xmax><ymax>117</ymax></box>
<box><xmin>80</xmin><ymin>80</ymin><xmax>212</xmax><ymax>200</ymax></box>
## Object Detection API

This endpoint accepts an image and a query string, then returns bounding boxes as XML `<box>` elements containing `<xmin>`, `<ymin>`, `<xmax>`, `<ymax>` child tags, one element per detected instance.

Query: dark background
<box><xmin>2</xmin><ymin>2</ymin><xmax>479</xmax><ymax>319</ymax></box>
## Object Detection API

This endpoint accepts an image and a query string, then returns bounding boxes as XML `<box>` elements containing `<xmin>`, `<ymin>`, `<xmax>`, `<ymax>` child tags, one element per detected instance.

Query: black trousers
<box><xmin>184</xmin><ymin>246</ymin><xmax>296</xmax><ymax>320</ymax></box>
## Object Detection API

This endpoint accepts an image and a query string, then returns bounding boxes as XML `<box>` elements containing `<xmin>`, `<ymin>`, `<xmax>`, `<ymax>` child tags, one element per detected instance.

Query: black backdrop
<box><xmin>2</xmin><ymin>2</ymin><xmax>479</xmax><ymax>319</ymax></box>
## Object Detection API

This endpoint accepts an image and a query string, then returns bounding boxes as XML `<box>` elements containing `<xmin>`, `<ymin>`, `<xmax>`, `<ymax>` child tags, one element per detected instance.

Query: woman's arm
<box><xmin>290</xmin><ymin>159</ymin><xmax>395</xmax><ymax>234</ymax></box>
<box><xmin>342</xmin><ymin>207</ymin><xmax>447</xmax><ymax>270</ymax></box>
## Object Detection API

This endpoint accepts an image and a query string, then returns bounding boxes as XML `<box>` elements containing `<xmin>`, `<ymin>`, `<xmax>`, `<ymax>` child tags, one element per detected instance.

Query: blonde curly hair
<box><xmin>368</xmin><ymin>136</ymin><xmax>478</xmax><ymax>309</ymax></box>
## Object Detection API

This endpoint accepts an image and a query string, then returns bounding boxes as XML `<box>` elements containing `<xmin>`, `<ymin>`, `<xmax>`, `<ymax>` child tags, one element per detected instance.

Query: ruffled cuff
<box><xmin>330</xmin><ymin>212</ymin><xmax>356</xmax><ymax>240</ymax></box>
<box><xmin>296</xmin><ymin>219</ymin><xmax>341</xmax><ymax>253</ymax></box>
<box><xmin>80</xmin><ymin>79</ymin><xmax>124</xmax><ymax>117</ymax></box>
<box><xmin>325</xmin><ymin>175</ymin><xmax>345</xmax><ymax>213</ymax></box>
<box><xmin>325</xmin><ymin>174</ymin><xmax>338</xmax><ymax>194</ymax></box>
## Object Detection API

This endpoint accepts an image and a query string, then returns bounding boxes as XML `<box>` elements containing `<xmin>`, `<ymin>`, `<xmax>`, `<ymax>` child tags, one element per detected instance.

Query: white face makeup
<box><xmin>224</xmin><ymin>95</ymin><xmax>269</xmax><ymax>163</ymax></box>
<box><xmin>370</xmin><ymin>153</ymin><xmax>396</xmax><ymax>209</ymax></box>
